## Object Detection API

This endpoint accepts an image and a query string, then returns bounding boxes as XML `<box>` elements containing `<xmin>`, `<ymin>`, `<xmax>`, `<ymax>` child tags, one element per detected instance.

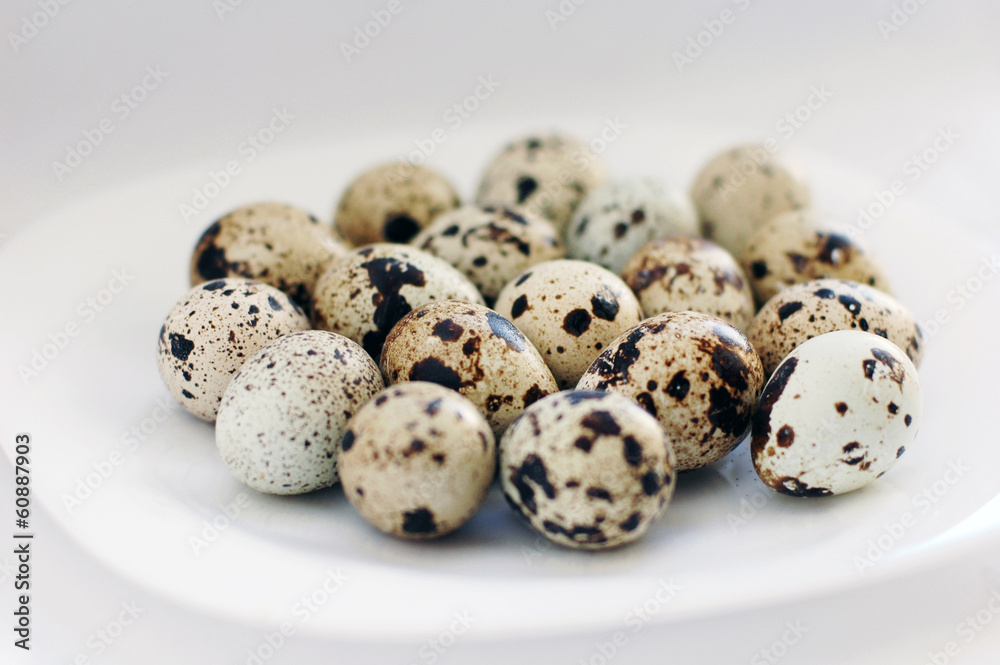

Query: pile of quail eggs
<box><xmin>157</xmin><ymin>134</ymin><xmax>924</xmax><ymax>550</ymax></box>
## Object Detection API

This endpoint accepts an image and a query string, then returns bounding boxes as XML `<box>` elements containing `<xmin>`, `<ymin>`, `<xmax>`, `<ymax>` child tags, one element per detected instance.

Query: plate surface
<box><xmin>3</xmin><ymin>120</ymin><xmax>999</xmax><ymax>641</ymax></box>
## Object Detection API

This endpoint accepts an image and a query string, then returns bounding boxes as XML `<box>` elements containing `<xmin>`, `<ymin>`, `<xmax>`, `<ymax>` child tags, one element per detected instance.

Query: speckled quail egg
<box><xmin>475</xmin><ymin>133</ymin><xmax>608</xmax><ymax>234</ymax></box>
<box><xmin>215</xmin><ymin>331</ymin><xmax>383</xmax><ymax>494</ymax></box>
<box><xmin>411</xmin><ymin>205</ymin><xmax>564</xmax><ymax>305</ymax></box>
<box><xmin>500</xmin><ymin>390</ymin><xmax>675</xmax><ymax>550</ymax></box>
<box><xmin>740</xmin><ymin>209</ymin><xmax>892</xmax><ymax>305</ymax></box>
<box><xmin>380</xmin><ymin>300</ymin><xmax>559</xmax><ymax>435</ymax></box>
<box><xmin>565</xmin><ymin>178</ymin><xmax>698</xmax><ymax>274</ymax></box>
<box><xmin>577</xmin><ymin>311</ymin><xmax>764</xmax><ymax>471</ymax></box>
<box><xmin>189</xmin><ymin>202</ymin><xmax>348</xmax><ymax>315</ymax></box>
<box><xmin>751</xmin><ymin>330</ymin><xmax>922</xmax><ymax>496</ymax></box>
<box><xmin>334</xmin><ymin>162</ymin><xmax>461</xmax><ymax>246</ymax></box>
<box><xmin>494</xmin><ymin>260</ymin><xmax>644</xmax><ymax>389</ymax></box>
<box><xmin>748</xmin><ymin>279</ymin><xmax>924</xmax><ymax>377</ymax></box>
<box><xmin>690</xmin><ymin>144</ymin><xmax>811</xmax><ymax>257</ymax></box>
<box><xmin>339</xmin><ymin>382</ymin><xmax>496</xmax><ymax>539</ymax></box>
<box><xmin>312</xmin><ymin>244</ymin><xmax>484</xmax><ymax>361</ymax></box>
<box><xmin>621</xmin><ymin>236</ymin><xmax>755</xmax><ymax>331</ymax></box>
<box><xmin>157</xmin><ymin>278</ymin><xmax>311</xmax><ymax>421</ymax></box>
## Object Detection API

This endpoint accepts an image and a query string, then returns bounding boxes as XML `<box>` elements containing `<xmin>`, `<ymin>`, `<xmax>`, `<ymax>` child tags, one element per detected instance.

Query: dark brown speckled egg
<box><xmin>577</xmin><ymin>311</ymin><xmax>764</xmax><ymax>471</ymax></box>
<box><xmin>380</xmin><ymin>300</ymin><xmax>558</xmax><ymax>436</ymax></box>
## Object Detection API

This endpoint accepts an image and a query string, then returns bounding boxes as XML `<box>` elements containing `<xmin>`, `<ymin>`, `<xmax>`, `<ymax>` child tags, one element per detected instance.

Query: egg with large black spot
<box><xmin>312</xmin><ymin>244</ymin><xmax>483</xmax><ymax>361</ymax></box>
<box><xmin>380</xmin><ymin>300</ymin><xmax>558</xmax><ymax>435</ymax></box>
<box><xmin>333</xmin><ymin>163</ymin><xmax>461</xmax><ymax>246</ymax></box>
<box><xmin>189</xmin><ymin>202</ymin><xmax>348</xmax><ymax>315</ymax></box>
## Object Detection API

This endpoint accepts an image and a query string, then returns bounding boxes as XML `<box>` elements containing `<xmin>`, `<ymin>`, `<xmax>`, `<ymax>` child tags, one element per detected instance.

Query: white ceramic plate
<box><xmin>3</xmin><ymin>120</ymin><xmax>999</xmax><ymax>643</ymax></box>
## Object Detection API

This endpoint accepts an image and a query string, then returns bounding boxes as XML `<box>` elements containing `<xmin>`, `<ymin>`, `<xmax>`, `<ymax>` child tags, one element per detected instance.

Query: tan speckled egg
<box><xmin>333</xmin><ymin>163</ymin><xmax>461</xmax><ymax>246</ymax></box>
<box><xmin>500</xmin><ymin>390</ymin><xmax>675</xmax><ymax>550</ymax></box>
<box><xmin>577</xmin><ymin>311</ymin><xmax>764</xmax><ymax>471</ymax></box>
<box><xmin>312</xmin><ymin>244</ymin><xmax>484</xmax><ymax>361</ymax></box>
<box><xmin>475</xmin><ymin>133</ymin><xmax>608</xmax><ymax>234</ymax></box>
<box><xmin>340</xmin><ymin>382</ymin><xmax>496</xmax><ymax>539</ymax></box>
<box><xmin>748</xmin><ymin>279</ymin><xmax>924</xmax><ymax>377</ymax></box>
<box><xmin>189</xmin><ymin>202</ymin><xmax>348</xmax><ymax>316</ymax></box>
<box><xmin>380</xmin><ymin>300</ymin><xmax>559</xmax><ymax>436</ymax></box>
<box><xmin>494</xmin><ymin>260</ymin><xmax>644</xmax><ymax>390</ymax></box>
<box><xmin>751</xmin><ymin>331</ymin><xmax>922</xmax><ymax>497</ymax></box>
<box><xmin>411</xmin><ymin>205</ymin><xmax>564</xmax><ymax>305</ymax></box>
<box><xmin>565</xmin><ymin>177</ymin><xmax>698</xmax><ymax>275</ymax></box>
<box><xmin>621</xmin><ymin>236</ymin><xmax>755</xmax><ymax>331</ymax></box>
<box><xmin>691</xmin><ymin>144</ymin><xmax>811</xmax><ymax>257</ymax></box>
<box><xmin>740</xmin><ymin>210</ymin><xmax>892</xmax><ymax>305</ymax></box>
<box><xmin>215</xmin><ymin>331</ymin><xmax>383</xmax><ymax>494</ymax></box>
<box><xmin>156</xmin><ymin>278</ymin><xmax>311</xmax><ymax>422</ymax></box>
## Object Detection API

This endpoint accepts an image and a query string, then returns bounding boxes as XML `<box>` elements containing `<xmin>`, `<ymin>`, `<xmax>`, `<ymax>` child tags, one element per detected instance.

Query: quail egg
<box><xmin>189</xmin><ymin>202</ymin><xmax>348</xmax><ymax>315</ymax></box>
<box><xmin>748</xmin><ymin>279</ymin><xmax>923</xmax><ymax>377</ymax></box>
<box><xmin>565</xmin><ymin>178</ymin><xmax>698</xmax><ymax>274</ymax></box>
<box><xmin>500</xmin><ymin>390</ymin><xmax>675</xmax><ymax>550</ymax></box>
<box><xmin>475</xmin><ymin>133</ymin><xmax>608</xmax><ymax>234</ymax></box>
<box><xmin>312</xmin><ymin>243</ymin><xmax>484</xmax><ymax>361</ymax></box>
<box><xmin>334</xmin><ymin>162</ymin><xmax>461</xmax><ymax>245</ymax></box>
<box><xmin>751</xmin><ymin>330</ymin><xmax>922</xmax><ymax>496</ymax></box>
<box><xmin>740</xmin><ymin>209</ymin><xmax>891</xmax><ymax>305</ymax></box>
<box><xmin>620</xmin><ymin>236</ymin><xmax>755</xmax><ymax>331</ymax></box>
<box><xmin>215</xmin><ymin>330</ymin><xmax>383</xmax><ymax>494</ymax></box>
<box><xmin>340</xmin><ymin>382</ymin><xmax>496</xmax><ymax>539</ymax></box>
<box><xmin>380</xmin><ymin>300</ymin><xmax>559</xmax><ymax>435</ymax></box>
<box><xmin>577</xmin><ymin>311</ymin><xmax>764</xmax><ymax>471</ymax></box>
<box><xmin>691</xmin><ymin>144</ymin><xmax>811</xmax><ymax>257</ymax></box>
<box><xmin>157</xmin><ymin>278</ymin><xmax>311</xmax><ymax>422</ymax></box>
<box><xmin>494</xmin><ymin>259</ymin><xmax>644</xmax><ymax>389</ymax></box>
<box><xmin>411</xmin><ymin>205</ymin><xmax>564</xmax><ymax>305</ymax></box>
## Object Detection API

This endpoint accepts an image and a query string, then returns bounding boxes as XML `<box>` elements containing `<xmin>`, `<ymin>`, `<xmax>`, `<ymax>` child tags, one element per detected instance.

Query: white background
<box><xmin>2</xmin><ymin>1</ymin><xmax>1000</xmax><ymax>663</ymax></box>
